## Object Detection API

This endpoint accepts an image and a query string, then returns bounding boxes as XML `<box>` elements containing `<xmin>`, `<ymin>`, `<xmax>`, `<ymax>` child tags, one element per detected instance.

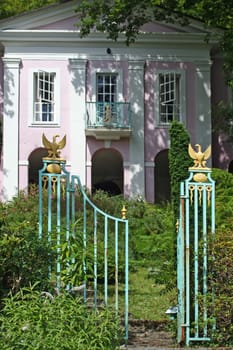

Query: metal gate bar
<box><xmin>38</xmin><ymin>154</ymin><xmax>128</xmax><ymax>340</ymax></box>
<box><xmin>177</xmin><ymin>145</ymin><xmax>215</xmax><ymax>346</ymax></box>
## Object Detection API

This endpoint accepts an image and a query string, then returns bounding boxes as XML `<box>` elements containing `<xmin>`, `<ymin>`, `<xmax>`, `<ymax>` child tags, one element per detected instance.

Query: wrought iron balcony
<box><xmin>85</xmin><ymin>102</ymin><xmax>131</xmax><ymax>140</ymax></box>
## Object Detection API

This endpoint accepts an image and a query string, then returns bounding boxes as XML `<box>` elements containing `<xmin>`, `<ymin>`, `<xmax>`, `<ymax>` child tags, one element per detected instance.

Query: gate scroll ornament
<box><xmin>38</xmin><ymin>134</ymin><xmax>129</xmax><ymax>341</ymax></box>
<box><xmin>177</xmin><ymin>144</ymin><xmax>215</xmax><ymax>346</ymax></box>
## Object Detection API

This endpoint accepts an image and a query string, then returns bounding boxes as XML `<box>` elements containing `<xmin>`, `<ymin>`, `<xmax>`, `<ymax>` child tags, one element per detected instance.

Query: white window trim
<box><xmin>28</xmin><ymin>68</ymin><xmax>60</xmax><ymax>127</ymax></box>
<box><xmin>90</xmin><ymin>68</ymin><xmax>123</xmax><ymax>102</ymax></box>
<box><xmin>154</xmin><ymin>69</ymin><xmax>186</xmax><ymax>127</ymax></box>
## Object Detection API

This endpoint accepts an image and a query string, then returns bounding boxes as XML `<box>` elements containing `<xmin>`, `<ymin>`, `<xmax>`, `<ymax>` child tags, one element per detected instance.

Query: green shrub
<box><xmin>0</xmin><ymin>286</ymin><xmax>121</xmax><ymax>350</ymax></box>
<box><xmin>209</xmin><ymin>227</ymin><xmax>233</xmax><ymax>345</ymax></box>
<box><xmin>92</xmin><ymin>190</ymin><xmax>124</xmax><ymax>217</ymax></box>
<box><xmin>169</xmin><ymin>121</ymin><xmax>192</xmax><ymax>219</ymax></box>
<box><xmin>203</xmin><ymin>168</ymin><xmax>233</xmax><ymax>345</ymax></box>
<box><xmin>0</xmin><ymin>188</ymin><xmax>53</xmax><ymax>297</ymax></box>
<box><xmin>127</xmin><ymin>201</ymin><xmax>175</xmax><ymax>288</ymax></box>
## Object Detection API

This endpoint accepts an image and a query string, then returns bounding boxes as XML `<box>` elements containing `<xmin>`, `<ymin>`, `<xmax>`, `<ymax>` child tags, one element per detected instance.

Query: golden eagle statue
<box><xmin>42</xmin><ymin>133</ymin><xmax>66</xmax><ymax>159</ymax></box>
<box><xmin>188</xmin><ymin>144</ymin><xmax>211</xmax><ymax>169</ymax></box>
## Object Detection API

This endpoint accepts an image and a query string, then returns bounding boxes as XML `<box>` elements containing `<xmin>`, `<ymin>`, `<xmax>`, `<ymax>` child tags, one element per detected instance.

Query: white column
<box><xmin>69</xmin><ymin>58</ymin><xmax>87</xmax><ymax>185</ymax></box>
<box><xmin>2</xmin><ymin>58</ymin><xmax>21</xmax><ymax>200</ymax></box>
<box><xmin>128</xmin><ymin>60</ymin><xmax>145</xmax><ymax>198</ymax></box>
<box><xmin>195</xmin><ymin>60</ymin><xmax>212</xmax><ymax>153</ymax></box>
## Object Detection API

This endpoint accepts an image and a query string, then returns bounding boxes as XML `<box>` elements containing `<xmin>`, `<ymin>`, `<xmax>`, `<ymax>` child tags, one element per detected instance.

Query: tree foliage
<box><xmin>0</xmin><ymin>0</ymin><xmax>58</xmax><ymax>19</ymax></box>
<box><xmin>76</xmin><ymin>0</ymin><xmax>188</xmax><ymax>45</ymax></box>
<box><xmin>76</xmin><ymin>0</ymin><xmax>233</xmax><ymax>81</ymax></box>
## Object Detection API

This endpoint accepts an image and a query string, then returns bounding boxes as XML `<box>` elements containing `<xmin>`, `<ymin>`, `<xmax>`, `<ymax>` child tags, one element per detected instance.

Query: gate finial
<box><xmin>42</xmin><ymin>133</ymin><xmax>66</xmax><ymax>160</ymax></box>
<box><xmin>188</xmin><ymin>144</ymin><xmax>211</xmax><ymax>170</ymax></box>
<box><xmin>121</xmin><ymin>205</ymin><xmax>127</xmax><ymax>220</ymax></box>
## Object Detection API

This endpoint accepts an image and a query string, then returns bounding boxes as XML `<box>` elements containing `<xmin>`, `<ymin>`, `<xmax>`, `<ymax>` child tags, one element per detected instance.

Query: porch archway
<box><xmin>154</xmin><ymin>149</ymin><xmax>170</xmax><ymax>203</ymax></box>
<box><xmin>28</xmin><ymin>147</ymin><xmax>48</xmax><ymax>186</ymax></box>
<box><xmin>92</xmin><ymin>149</ymin><xmax>123</xmax><ymax>195</ymax></box>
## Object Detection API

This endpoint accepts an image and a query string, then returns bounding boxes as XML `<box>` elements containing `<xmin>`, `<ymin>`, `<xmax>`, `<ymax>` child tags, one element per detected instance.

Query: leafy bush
<box><xmin>0</xmin><ymin>188</ymin><xmax>53</xmax><ymax>297</ymax></box>
<box><xmin>127</xmin><ymin>201</ymin><xmax>175</xmax><ymax>288</ymax></box>
<box><xmin>204</xmin><ymin>168</ymin><xmax>233</xmax><ymax>345</ymax></box>
<box><xmin>0</xmin><ymin>286</ymin><xmax>121</xmax><ymax>350</ymax></box>
<box><xmin>209</xmin><ymin>227</ymin><xmax>233</xmax><ymax>345</ymax></box>
<box><xmin>169</xmin><ymin>121</ymin><xmax>192</xmax><ymax>219</ymax></box>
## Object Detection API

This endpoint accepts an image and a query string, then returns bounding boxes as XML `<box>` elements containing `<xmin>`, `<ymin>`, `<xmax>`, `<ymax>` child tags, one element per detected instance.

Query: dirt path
<box><xmin>125</xmin><ymin>320</ymin><xmax>232</xmax><ymax>350</ymax></box>
<box><xmin>127</xmin><ymin>319</ymin><xmax>177</xmax><ymax>348</ymax></box>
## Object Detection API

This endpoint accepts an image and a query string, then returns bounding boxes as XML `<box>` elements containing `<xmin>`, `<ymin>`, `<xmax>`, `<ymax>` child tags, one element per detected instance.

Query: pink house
<box><xmin>0</xmin><ymin>0</ymin><xmax>230</xmax><ymax>202</ymax></box>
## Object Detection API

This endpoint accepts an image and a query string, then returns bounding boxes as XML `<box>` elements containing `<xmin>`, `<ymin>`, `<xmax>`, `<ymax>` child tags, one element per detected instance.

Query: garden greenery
<box><xmin>0</xmin><ymin>188</ymin><xmax>52</xmax><ymax>297</ymax></box>
<box><xmin>0</xmin><ymin>168</ymin><xmax>233</xmax><ymax>345</ymax></box>
<box><xmin>169</xmin><ymin>120</ymin><xmax>192</xmax><ymax>219</ymax></box>
<box><xmin>0</xmin><ymin>285</ymin><xmax>120</xmax><ymax>350</ymax></box>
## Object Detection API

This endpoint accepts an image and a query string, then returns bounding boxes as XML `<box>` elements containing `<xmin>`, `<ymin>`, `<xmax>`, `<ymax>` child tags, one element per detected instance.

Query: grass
<box><xmin>128</xmin><ymin>267</ymin><xmax>176</xmax><ymax>321</ymax></box>
<box><xmin>100</xmin><ymin>265</ymin><xmax>176</xmax><ymax>323</ymax></box>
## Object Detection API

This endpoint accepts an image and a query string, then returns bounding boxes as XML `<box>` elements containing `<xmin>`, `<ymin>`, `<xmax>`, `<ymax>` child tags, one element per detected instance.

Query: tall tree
<box><xmin>76</xmin><ymin>0</ymin><xmax>188</xmax><ymax>45</ymax></box>
<box><xmin>76</xmin><ymin>0</ymin><xmax>233</xmax><ymax>81</ymax></box>
<box><xmin>0</xmin><ymin>0</ymin><xmax>58</xmax><ymax>19</ymax></box>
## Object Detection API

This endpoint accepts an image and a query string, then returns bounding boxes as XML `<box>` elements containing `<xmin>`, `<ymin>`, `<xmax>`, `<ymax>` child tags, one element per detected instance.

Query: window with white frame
<box><xmin>96</xmin><ymin>73</ymin><xmax>117</xmax><ymax>103</ymax></box>
<box><xmin>33</xmin><ymin>71</ymin><xmax>55</xmax><ymax>123</ymax></box>
<box><xmin>96</xmin><ymin>73</ymin><xmax>118</xmax><ymax>122</ymax></box>
<box><xmin>156</xmin><ymin>71</ymin><xmax>184</xmax><ymax>125</ymax></box>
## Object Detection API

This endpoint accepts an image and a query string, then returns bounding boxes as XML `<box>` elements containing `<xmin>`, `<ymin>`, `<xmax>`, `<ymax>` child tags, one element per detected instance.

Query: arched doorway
<box><xmin>228</xmin><ymin>160</ymin><xmax>233</xmax><ymax>174</ymax></box>
<box><xmin>92</xmin><ymin>149</ymin><xmax>123</xmax><ymax>195</ymax></box>
<box><xmin>28</xmin><ymin>148</ymin><xmax>48</xmax><ymax>186</ymax></box>
<box><xmin>154</xmin><ymin>149</ymin><xmax>170</xmax><ymax>203</ymax></box>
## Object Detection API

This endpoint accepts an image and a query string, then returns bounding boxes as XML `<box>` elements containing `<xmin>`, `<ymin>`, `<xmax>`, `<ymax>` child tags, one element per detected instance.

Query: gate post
<box><xmin>177</xmin><ymin>144</ymin><xmax>215</xmax><ymax>345</ymax></box>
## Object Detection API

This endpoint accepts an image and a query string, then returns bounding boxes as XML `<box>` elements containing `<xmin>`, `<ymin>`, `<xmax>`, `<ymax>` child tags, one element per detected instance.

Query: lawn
<box><xmin>129</xmin><ymin>267</ymin><xmax>176</xmax><ymax>321</ymax></box>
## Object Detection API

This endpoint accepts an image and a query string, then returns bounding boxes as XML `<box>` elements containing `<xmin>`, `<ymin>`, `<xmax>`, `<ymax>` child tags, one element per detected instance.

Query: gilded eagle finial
<box><xmin>188</xmin><ymin>143</ymin><xmax>211</xmax><ymax>169</ymax></box>
<box><xmin>42</xmin><ymin>133</ymin><xmax>66</xmax><ymax>159</ymax></box>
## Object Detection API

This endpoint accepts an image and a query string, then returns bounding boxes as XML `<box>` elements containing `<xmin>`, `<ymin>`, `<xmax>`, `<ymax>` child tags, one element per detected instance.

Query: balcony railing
<box><xmin>86</xmin><ymin>102</ymin><xmax>131</xmax><ymax>129</ymax></box>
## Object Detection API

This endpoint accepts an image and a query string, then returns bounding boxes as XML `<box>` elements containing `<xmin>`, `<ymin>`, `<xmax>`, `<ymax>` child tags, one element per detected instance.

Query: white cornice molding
<box><xmin>2</xmin><ymin>57</ymin><xmax>21</xmax><ymax>68</ymax></box>
<box><xmin>128</xmin><ymin>60</ymin><xmax>145</xmax><ymax>70</ymax></box>
<box><xmin>195</xmin><ymin>59</ymin><xmax>212</xmax><ymax>72</ymax></box>
<box><xmin>18</xmin><ymin>160</ymin><xmax>29</xmax><ymax>166</ymax></box>
<box><xmin>0</xmin><ymin>0</ymin><xmax>78</xmax><ymax>30</ymax></box>
<box><xmin>0</xmin><ymin>30</ymin><xmax>216</xmax><ymax>46</ymax></box>
<box><xmin>145</xmin><ymin>162</ymin><xmax>155</xmax><ymax>167</ymax></box>
<box><xmin>69</xmin><ymin>58</ymin><xmax>87</xmax><ymax>70</ymax></box>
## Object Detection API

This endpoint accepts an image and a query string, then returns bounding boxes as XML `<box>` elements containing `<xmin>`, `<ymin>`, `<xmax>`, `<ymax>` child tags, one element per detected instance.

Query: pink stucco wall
<box><xmin>144</xmin><ymin>61</ymin><xmax>196</xmax><ymax>163</ymax></box>
<box><xmin>19</xmin><ymin>59</ymin><xmax>70</xmax><ymax>161</ymax></box>
<box><xmin>211</xmin><ymin>55</ymin><xmax>233</xmax><ymax>170</ymax></box>
<box><xmin>84</xmin><ymin>59</ymin><xmax>198</xmax><ymax>202</ymax></box>
<box><xmin>18</xmin><ymin>59</ymin><xmax>71</xmax><ymax>190</ymax></box>
<box><xmin>0</xmin><ymin>59</ymin><xmax>3</xmax><ymax>112</ymax></box>
<box><xmin>86</xmin><ymin>60</ymin><xmax>129</xmax><ymax>101</ymax></box>
<box><xmin>85</xmin><ymin>60</ymin><xmax>131</xmax><ymax>196</ymax></box>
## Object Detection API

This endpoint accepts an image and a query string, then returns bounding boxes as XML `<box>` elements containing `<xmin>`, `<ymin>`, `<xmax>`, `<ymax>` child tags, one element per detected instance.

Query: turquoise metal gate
<box><xmin>38</xmin><ymin>135</ymin><xmax>128</xmax><ymax>340</ymax></box>
<box><xmin>177</xmin><ymin>144</ymin><xmax>215</xmax><ymax>345</ymax></box>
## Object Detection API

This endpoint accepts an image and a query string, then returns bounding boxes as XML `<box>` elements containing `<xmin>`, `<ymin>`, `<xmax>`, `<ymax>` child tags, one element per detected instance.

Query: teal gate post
<box><xmin>38</xmin><ymin>134</ymin><xmax>129</xmax><ymax>341</ymax></box>
<box><xmin>177</xmin><ymin>144</ymin><xmax>215</xmax><ymax>345</ymax></box>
